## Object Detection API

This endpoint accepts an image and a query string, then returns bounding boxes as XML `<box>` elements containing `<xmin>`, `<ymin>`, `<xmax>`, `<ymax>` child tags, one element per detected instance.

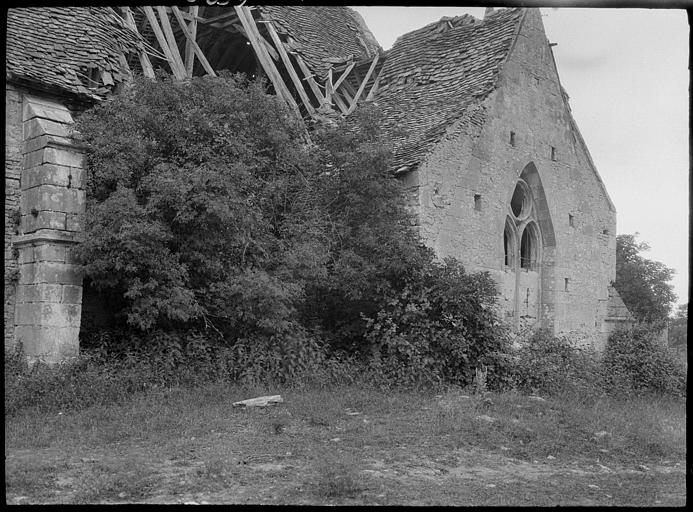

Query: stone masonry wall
<box><xmin>5</xmin><ymin>84</ymin><xmax>23</xmax><ymax>350</ymax></box>
<box><xmin>9</xmin><ymin>90</ymin><xmax>86</xmax><ymax>363</ymax></box>
<box><xmin>407</xmin><ymin>10</ymin><xmax>617</xmax><ymax>349</ymax></box>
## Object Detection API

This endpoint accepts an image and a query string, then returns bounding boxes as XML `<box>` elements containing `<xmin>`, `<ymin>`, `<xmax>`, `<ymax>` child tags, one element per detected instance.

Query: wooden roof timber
<box><xmin>142</xmin><ymin>6</ymin><xmax>186</xmax><ymax>79</ymax></box>
<box><xmin>151</xmin><ymin>6</ymin><xmax>279</xmax><ymax>63</ymax></box>
<box><xmin>183</xmin><ymin>5</ymin><xmax>199</xmax><ymax>76</ymax></box>
<box><xmin>120</xmin><ymin>7</ymin><xmax>155</xmax><ymax>78</ymax></box>
<box><xmin>234</xmin><ymin>5</ymin><xmax>302</xmax><ymax>119</ymax></box>
<box><xmin>332</xmin><ymin>61</ymin><xmax>355</xmax><ymax>93</ymax></box>
<box><xmin>170</xmin><ymin>6</ymin><xmax>216</xmax><ymax>77</ymax></box>
<box><xmin>263</xmin><ymin>19</ymin><xmax>316</xmax><ymax>115</ymax></box>
<box><xmin>293</xmin><ymin>52</ymin><xmax>326</xmax><ymax>104</ymax></box>
<box><xmin>365</xmin><ymin>66</ymin><xmax>384</xmax><ymax>101</ymax></box>
<box><xmin>154</xmin><ymin>6</ymin><xmax>187</xmax><ymax>78</ymax></box>
<box><xmin>332</xmin><ymin>92</ymin><xmax>350</xmax><ymax>114</ymax></box>
<box><xmin>327</xmin><ymin>53</ymin><xmax>383</xmax><ymax>114</ymax></box>
<box><xmin>121</xmin><ymin>6</ymin><xmax>384</xmax><ymax>126</ymax></box>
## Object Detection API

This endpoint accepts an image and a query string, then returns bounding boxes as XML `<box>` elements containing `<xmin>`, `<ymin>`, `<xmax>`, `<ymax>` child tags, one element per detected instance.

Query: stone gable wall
<box><xmin>403</xmin><ymin>10</ymin><xmax>618</xmax><ymax>349</ymax></box>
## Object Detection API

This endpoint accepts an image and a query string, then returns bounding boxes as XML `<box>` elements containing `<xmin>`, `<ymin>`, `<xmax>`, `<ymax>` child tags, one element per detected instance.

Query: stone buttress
<box><xmin>12</xmin><ymin>95</ymin><xmax>86</xmax><ymax>363</ymax></box>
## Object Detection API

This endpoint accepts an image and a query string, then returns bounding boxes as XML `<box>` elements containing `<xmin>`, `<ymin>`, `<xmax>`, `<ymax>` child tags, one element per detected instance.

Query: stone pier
<box><xmin>12</xmin><ymin>95</ymin><xmax>86</xmax><ymax>363</ymax></box>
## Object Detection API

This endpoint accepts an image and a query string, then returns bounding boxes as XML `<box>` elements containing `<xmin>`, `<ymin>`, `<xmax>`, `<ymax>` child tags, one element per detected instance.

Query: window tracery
<box><xmin>505</xmin><ymin>179</ymin><xmax>541</xmax><ymax>271</ymax></box>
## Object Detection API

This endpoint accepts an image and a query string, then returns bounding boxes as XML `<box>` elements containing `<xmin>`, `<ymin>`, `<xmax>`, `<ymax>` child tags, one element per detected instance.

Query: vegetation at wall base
<box><xmin>67</xmin><ymin>72</ymin><xmax>504</xmax><ymax>389</ymax></box>
<box><xmin>601</xmin><ymin>324</ymin><xmax>687</xmax><ymax>397</ymax></box>
<box><xmin>7</xmin><ymin>74</ymin><xmax>685</xmax><ymax>420</ymax></box>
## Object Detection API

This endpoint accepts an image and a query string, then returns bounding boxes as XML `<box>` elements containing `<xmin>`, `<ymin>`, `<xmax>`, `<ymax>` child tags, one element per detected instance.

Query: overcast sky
<box><xmin>352</xmin><ymin>6</ymin><xmax>689</xmax><ymax>308</ymax></box>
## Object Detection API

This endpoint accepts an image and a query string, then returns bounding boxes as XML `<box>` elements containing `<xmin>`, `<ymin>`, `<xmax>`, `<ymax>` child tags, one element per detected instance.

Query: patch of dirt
<box><xmin>5</xmin><ymin>444</ymin><xmax>686</xmax><ymax>505</ymax></box>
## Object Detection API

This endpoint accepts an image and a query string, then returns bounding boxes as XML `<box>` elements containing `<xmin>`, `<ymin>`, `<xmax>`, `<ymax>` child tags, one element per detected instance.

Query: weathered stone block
<box><xmin>15</xmin><ymin>325</ymin><xmax>80</xmax><ymax>364</ymax></box>
<box><xmin>21</xmin><ymin>185</ymin><xmax>85</xmax><ymax>215</ymax></box>
<box><xmin>18</xmin><ymin>262</ymin><xmax>37</xmax><ymax>284</ymax></box>
<box><xmin>15</xmin><ymin>302</ymin><xmax>81</xmax><ymax>327</ymax></box>
<box><xmin>65</xmin><ymin>213</ymin><xmax>83</xmax><ymax>232</ymax></box>
<box><xmin>42</xmin><ymin>147</ymin><xmax>84</xmax><ymax>168</ymax></box>
<box><xmin>33</xmin><ymin>261</ymin><xmax>83</xmax><ymax>285</ymax></box>
<box><xmin>23</xmin><ymin>100</ymin><xmax>74</xmax><ymax>124</ymax></box>
<box><xmin>64</xmin><ymin>245</ymin><xmax>81</xmax><ymax>265</ymax></box>
<box><xmin>16</xmin><ymin>283</ymin><xmax>63</xmax><ymax>303</ymax></box>
<box><xmin>23</xmin><ymin>149</ymin><xmax>45</xmax><ymax>169</ymax></box>
<box><xmin>62</xmin><ymin>285</ymin><xmax>83</xmax><ymax>304</ymax></box>
<box><xmin>33</xmin><ymin>243</ymin><xmax>67</xmax><ymax>262</ymax></box>
<box><xmin>21</xmin><ymin>164</ymin><xmax>84</xmax><ymax>190</ymax></box>
<box><xmin>22</xmin><ymin>211</ymin><xmax>67</xmax><ymax>232</ymax></box>
<box><xmin>17</xmin><ymin>245</ymin><xmax>35</xmax><ymax>264</ymax></box>
<box><xmin>23</xmin><ymin>117</ymin><xmax>71</xmax><ymax>140</ymax></box>
<box><xmin>23</xmin><ymin>134</ymin><xmax>74</xmax><ymax>155</ymax></box>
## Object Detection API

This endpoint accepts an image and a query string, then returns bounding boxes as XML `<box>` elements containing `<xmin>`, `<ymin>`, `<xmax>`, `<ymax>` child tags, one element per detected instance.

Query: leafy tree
<box><xmin>613</xmin><ymin>233</ymin><xmax>677</xmax><ymax>324</ymax></box>
<box><xmin>668</xmin><ymin>303</ymin><xmax>687</xmax><ymax>348</ymax></box>
<box><xmin>74</xmin><ymin>73</ymin><xmax>321</xmax><ymax>338</ymax></box>
<box><xmin>302</xmin><ymin>107</ymin><xmax>438</xmax><ymax>353</ymax></box>
<box><xmin>74</xmin><ymin>73</ymin><xmax>504</xmax><ymax>384</ymax></box>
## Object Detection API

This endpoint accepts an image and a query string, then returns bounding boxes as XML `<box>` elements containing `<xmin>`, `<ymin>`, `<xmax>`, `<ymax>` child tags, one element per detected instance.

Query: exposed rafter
<box><xmin>171</xmin><ymin>6</ymin><xmax>216</xmax><ymax>77</ymax></box>
<box><xmin>120</xmin><ymin>7</ymin><xmax>155</xmax><ymax>78</ymax></box>
<box><xmin>142</xmin><ymin>6</ymin><xmax>186</xmax><ymax>79</ymax></box>
<box><xmin>183</xmin><ymin>5</ymin><xmax>199</xmax><ymax>76</ymax></box>
<box><xmin>118</xmin><ymin>5</ymin><xmax>386</xmax><ymax>128</ymax></box>
<box><xmin>263</xmin><ymin>19</ymin><xmax>315</xmax><ymax>115</ymax></box>
<box><xmin>234</xmin><ymin>4</ymin><xmax>305</xmax><ymax>125</ymax></box>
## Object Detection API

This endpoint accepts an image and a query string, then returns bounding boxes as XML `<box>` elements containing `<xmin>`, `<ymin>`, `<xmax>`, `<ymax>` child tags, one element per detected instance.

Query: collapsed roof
<box><xmin>5</xmin><ymin>7</ymin><xmax>145</xmax><ymax>101</ymax></box>
<box><xmin>6</xmin><ymin>6</ymin><xmax>523</xmax><ymax>162</ymax></box>
<box><xmin>257</xmin><ymin>5</ymin><xmax>381</xmax><ymax>80</ymax></box>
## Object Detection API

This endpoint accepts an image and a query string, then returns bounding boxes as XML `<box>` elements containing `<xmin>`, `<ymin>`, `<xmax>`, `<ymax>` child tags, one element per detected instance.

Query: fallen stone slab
<box><xmin>232</xmin><ymin>395</ymin><xmax>284</xmax><ymax>408</ymax></box>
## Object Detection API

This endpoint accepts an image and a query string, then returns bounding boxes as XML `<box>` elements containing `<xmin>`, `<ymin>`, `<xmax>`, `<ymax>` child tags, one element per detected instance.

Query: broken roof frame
<box><xmin>119</xmin><ymin>5</ymin><xmax>385</xmax><ymax>123</ymax></box>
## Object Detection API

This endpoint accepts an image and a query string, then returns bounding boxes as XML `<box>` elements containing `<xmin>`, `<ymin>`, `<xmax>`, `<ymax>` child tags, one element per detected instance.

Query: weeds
<box><xmin>313</xmin><ymin>452</ymin><xmax>366</xmax><ymax>499</ymax></box>
<box><xmin>5</xmin><ymin>380</ymin><xmax>685</xmax><ymax>505</ymax></box>
<box><xmin>5</xmin><ymin>323</ymin><xmax>686</xmax><ymax>423</ymax></box>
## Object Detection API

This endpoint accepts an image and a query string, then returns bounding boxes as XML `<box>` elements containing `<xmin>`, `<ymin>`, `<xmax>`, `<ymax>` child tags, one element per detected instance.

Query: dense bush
<box><xmin>485</xmin><ymin>326</ymin><xmax>687</xmax><ymax>398</ymax></box>
<box><xmin>499</xmin><ymin>329</ymin><xmax>601</xmax><ymax>395</ymax></box>
<box><xmin>602</xmin><ymin>324</ymin><xmax>687</xmax><ymax>396</ymax></box>
<box><xmin>66</xmin><ymin>73</ymin><xmax>505</xmax><ymax>390</ymax></box>
<box><xmin>364</xmin><ymin>258</ymin><xmax>505</xmax><ymax>387</ymax></box>
<box><xmin>74</xmin><ymin>73</ymin><xmax>318</xmax><ymax>343</ymax></box>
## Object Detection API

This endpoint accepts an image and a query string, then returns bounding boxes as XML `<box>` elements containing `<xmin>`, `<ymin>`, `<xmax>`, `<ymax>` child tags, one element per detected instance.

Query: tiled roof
<box><xmin>258</xmin><ymin>6</ymin><xmax>382</xmax><ymax>79</ymax></box>
<box><xmin>6</xmin><ymin>7</ymin><xmax>144</xmax><ymax>101</ymax></box>
<box><xmin>373</xmin><ymin>8</ymin><xmax>525</xmax><ymax>172</ymax></box>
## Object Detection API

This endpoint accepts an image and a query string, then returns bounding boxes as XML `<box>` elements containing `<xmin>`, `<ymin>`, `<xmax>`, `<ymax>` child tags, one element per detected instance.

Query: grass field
<box><xmin>5</xmin><ymin>384</ymin><xmax>686</xmax><ymax>505</ymax></box>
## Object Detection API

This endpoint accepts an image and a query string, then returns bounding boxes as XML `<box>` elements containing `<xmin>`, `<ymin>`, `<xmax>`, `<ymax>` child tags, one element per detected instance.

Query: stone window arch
<box><xmin>504</xmin><ymin>216</ymin><xmax>516</xmax><ymax>267</ymax></box>
<box><xmin>503</xmin><ymin>178</ymin><xmax>544</xmax><ymax>272</ymax></box>
<box><xmin>520</xmin><ymin>221</ymin><xmax>540</xmax><ymax>270</ymax></box>
<box><xmin>510</xmin><ymin>179</ymin><xmax>532</xmax><ymax>221</ymax></box>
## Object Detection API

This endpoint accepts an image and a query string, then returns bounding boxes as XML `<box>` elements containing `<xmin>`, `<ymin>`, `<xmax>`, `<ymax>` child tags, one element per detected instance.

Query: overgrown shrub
<box><xmin>497</xmin><ymin>329</ymin><xmax>601</xmax><ymax>395</ymax></box>
<box><xmin>489</xmin><ymin>326</ymin><xmax>687</xmax><ymax>398</ymax></box>
<box><xmin>364</xmin><ymin>258</ymin><xmax>505</xmax><ymax>388</ymax></box>
<box><xmin>602</xmin><ymin>324</ymin><xmax>687</xmax><ymax>396</ymax></box>
<box><xmin>74</xmin><ymin>72</ymin><xmax>318</xmax><ymax>339</ymax></box>
<box><xmin>4</xmin><ymin>344</ymin><xmax>149</xmax><ymax>416</ymax></box>
<box><xmin>70</xmin><ymin>72</ymin><xmax>506</xmax><ymax>388</ymax></box>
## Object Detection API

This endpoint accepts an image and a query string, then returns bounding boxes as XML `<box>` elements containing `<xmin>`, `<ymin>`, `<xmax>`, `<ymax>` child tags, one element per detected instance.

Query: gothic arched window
<box><xmin>520</xmin><ymin>222</ymin><xmax>539</xmax><ymax>270</ymax></box>
<box><xmin>504</xmin><ymin>217</ymin><xmax>516</xmax><ymax>267</ymax></box>
<box><xmin>504</xmin><ymin>179</ymin><xmax>541</xmax><ymax>271</ymax></box>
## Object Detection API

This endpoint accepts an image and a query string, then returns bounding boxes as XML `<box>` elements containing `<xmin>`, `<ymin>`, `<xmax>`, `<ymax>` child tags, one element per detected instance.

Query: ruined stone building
<box><xmin>5</xmin><ymin>6</ymin><xmax>632</xmax><ymax>362</ymax></box>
